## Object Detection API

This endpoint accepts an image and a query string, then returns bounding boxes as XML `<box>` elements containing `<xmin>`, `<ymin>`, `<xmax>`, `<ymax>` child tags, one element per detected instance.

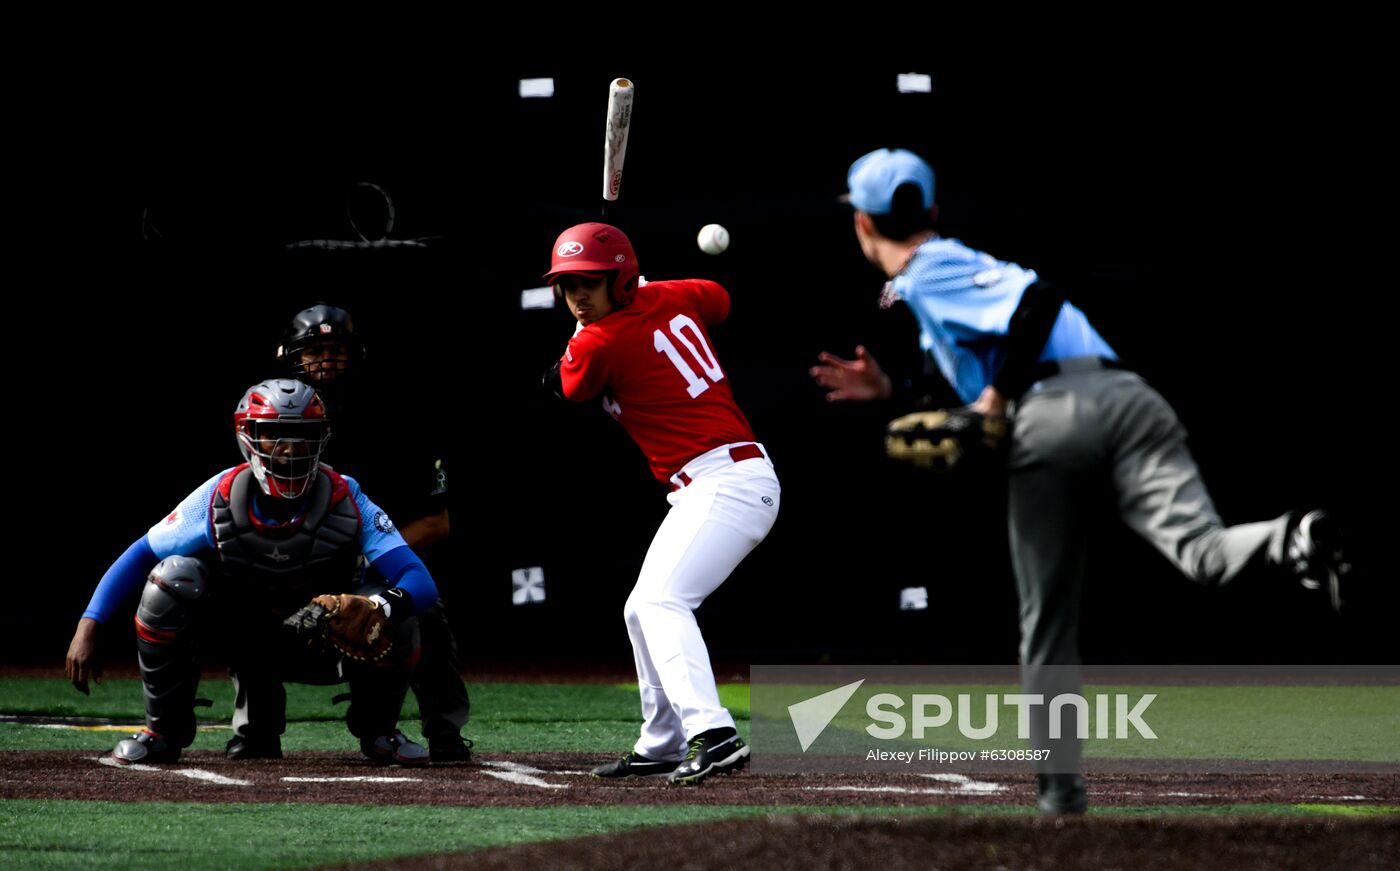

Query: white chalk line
<box><xmin>804</xmin><ymin>785</ymin><xmax>990</xmax><ymax>796</ymax></box>
<box><xmin>31</xmin><ymin>723</ymin><xmax>230</xmax><ymax>733</ymax></box>
<box><xmin>95</xmin><ymin>755</ymin><xmax>251</xmax><ymax>786</ymax></box>
<box><xmin>805</xmin><ymin>773</ymin><xmax>1009</xmax><ymax>796</ymax></box>
<box><xmin>479</xmin><ymin>759</ymin><xmax>569</xmax><ymax>790</ymax></box>
<box><xmin>282</xmin><ymin>776</ymin><xmax>422</xmax><ymax>783</ymax></box>
<box><xmin>91</xmin><ymin>754</ymin><xmax>571</xmax><ymax>791</ymax></box>
<box><xmin>918</xmin><ymin>773</ymin><xmax>1008</xmax><ymax>793</ymax></box>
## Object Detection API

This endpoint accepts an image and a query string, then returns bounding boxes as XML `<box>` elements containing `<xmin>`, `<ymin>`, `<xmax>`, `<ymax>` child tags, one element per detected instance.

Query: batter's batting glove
<box><xmin>885</xmin><ymin>407</ymin><xmax>1009</xmax><ymax>473</ymax></box>
<box><xmin>542</xmin><ymin>360</ymin><xmax>565</xmax><ymax>400</ymax></box>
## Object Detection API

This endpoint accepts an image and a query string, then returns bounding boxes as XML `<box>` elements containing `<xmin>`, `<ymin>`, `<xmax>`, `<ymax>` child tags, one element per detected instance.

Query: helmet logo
<box><xmin>318</xmin><ymin>324</ymin><xmax>333</xmax><ymax>334</ymax></box>
<box><xmin>557</xmin><ymin>241</ymin><xmax>584</xmax><ymax>257</ymax></box>
<box><xmin>614</xmin><ymin>254</ymin><xmax>625</xmax><ymax>263</ymax></box>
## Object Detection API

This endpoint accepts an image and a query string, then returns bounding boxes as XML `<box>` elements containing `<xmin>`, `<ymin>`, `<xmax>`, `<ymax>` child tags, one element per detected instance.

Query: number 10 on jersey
<box><xmin>654</xmin><ymin>314</ymin><xmax>725</xmax><ymax>398</ymax></box>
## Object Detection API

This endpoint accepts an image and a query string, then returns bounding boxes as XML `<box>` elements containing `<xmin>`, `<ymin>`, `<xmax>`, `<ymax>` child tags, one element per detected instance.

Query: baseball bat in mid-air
<box><xmin>603</xmin><ymin>78</ymin><xmax>634</xmax><ymax>210</ymax></box>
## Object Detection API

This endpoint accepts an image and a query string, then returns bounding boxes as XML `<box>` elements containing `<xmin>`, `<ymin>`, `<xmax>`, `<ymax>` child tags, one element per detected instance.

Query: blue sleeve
<box><xmin>82</xmin><ymin>536</ymin><xmax>160</xmax><ymax>623</ymax></box>
<box><xmin>370</xmin><ymin>546</ymin><xmax>439</xmax><ymax>616</ymax></box>
<box><xmin>146</xmin><ymin>470</ymin><xmax>225</xmax><ymax>557</ymax></box>
<box><xmin>344</xmin><ymin>475</ymin><xmax>412</xmax><ymax>562</ymax></box>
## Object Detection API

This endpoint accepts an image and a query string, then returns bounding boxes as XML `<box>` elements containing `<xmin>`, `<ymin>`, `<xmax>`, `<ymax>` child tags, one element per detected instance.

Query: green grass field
<box><xmin>10</xmin><ymin>799</ymin><xmax>1394</xmax><ymax>871</ymax></box>
<box><xmin>0</xmin><ymin>678</ymin><xmax>744</xmax><ymax>753</ymax></box>
<box><xmin>2</xmin><ymin>677</ymin><xmax>1395</xmax><ymax>870</ymax></box>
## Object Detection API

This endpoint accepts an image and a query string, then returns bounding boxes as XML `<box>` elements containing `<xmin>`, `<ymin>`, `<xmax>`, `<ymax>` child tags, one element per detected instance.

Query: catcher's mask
<box><xmin>234</xmin><ymin>379</ymin><xmax>331</xmax><ymax>500</ymax></box>
<box><xmin>544</xmin><ymin>222</ymin><xmax>639</xmax><ymax>307</ymax></box>
<box><xmin>276</xmin><ymin>304</ymin><xmax>365</xmax><ymax>385</ymax></box>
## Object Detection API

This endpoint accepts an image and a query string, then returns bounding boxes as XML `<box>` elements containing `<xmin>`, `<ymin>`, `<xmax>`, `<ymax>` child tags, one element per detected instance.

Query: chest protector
<box><xmin>210</xmin><ymin>465</ymin><xmax>362</xmax><ymax>617</ymax></box>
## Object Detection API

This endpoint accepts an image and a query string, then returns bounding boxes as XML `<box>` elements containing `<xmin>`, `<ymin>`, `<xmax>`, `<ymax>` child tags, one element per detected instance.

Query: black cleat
<box><xmin>112</xmin><ymin>729</ymin><xmax>181</xmax><ymax>764</ymax></box>
<box><xmin>428</xmin><ymin>736</ymin><xmax>475</xmax><ymax>763</ymax></box>
<box><xmin>592</xmin><ymin>751</ymin><xmax>680</xmax><ymax>779</ymax></box>
<box><xmin>667</xmin><ymin>728</ymin><xmax>749</xmax><ymax>785</ymax></box>
<box><xmin>1288</xmin><ymin>510</ymin><xmax>1351</xmax><ymax>613</ymax></box>
<box><xmin>361</xmin><ymin>731</ymin><xmax>430</xmax><ymax>767</ymax></box>
<box><xmin>1037</xmin><ymin>773</ymin><xmax>1088</xmax><ymax>814</ymax></box>
<box><xmin>225</xmin><ymin>735</ymin><xmax>283</xmax><ymax>760</ymax></box>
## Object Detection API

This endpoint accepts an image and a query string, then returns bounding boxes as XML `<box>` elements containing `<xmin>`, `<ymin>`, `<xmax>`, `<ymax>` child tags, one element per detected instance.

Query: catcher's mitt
<box><xmin>885</xmin><ymin>407</ymin><xmax>1009</xmax><ymax>472</ymax></box>
<box><xmin>282</xmin><ymin>593</ymin><xmax>393</xmax><ymax>662</ymax></box>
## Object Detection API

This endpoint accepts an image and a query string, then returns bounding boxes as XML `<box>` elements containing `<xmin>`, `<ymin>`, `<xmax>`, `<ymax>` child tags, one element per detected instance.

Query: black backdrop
<box><xmin>13</xmin><ymin>53</ymin><xmax>1385</xmax><ymax>671</ymax></box>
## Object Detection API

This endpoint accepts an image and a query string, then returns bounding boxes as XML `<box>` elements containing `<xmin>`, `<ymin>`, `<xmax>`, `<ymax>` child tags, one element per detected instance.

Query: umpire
<box><xmin>276</xmin><ymin>303</ymin><xmax>474</xmax><ymax>763</ymax></box>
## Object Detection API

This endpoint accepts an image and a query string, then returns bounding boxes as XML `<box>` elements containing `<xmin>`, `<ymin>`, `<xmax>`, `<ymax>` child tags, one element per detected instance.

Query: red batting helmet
<box><xmin>543</xmin><ymin>222</ymin><xmax>640</xmax><ymax>306</ymax></box>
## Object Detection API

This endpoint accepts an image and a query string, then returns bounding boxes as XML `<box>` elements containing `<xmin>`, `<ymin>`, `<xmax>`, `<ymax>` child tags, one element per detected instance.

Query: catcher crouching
<box><xmin>64</xmin><ymin>379</ymin><xmax>438</xmax><ymax>767</ymax></box>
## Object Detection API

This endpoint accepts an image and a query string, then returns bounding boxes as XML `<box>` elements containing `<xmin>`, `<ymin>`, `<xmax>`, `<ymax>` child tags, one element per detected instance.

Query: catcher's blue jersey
<box><xmin>147</xmin><ymin>467</ymin><xmax>407</xmax><ymax>561</ymax></box>
<box><xmin>82</xmin><ymin>468</ymin><xmax>431</xmax><ymax>624</ymax></box>
<box><xmin>890</xmin><ymin>237</ymin><xmax>1117</xmax><ymax>404</ymax></box>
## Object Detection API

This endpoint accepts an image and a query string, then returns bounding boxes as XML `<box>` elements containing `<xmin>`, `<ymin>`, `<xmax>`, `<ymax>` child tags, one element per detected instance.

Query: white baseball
<box><xmin>697</xmin><ymin>223</ymin><xmax>730</xmax><ymax>255</ymax></box>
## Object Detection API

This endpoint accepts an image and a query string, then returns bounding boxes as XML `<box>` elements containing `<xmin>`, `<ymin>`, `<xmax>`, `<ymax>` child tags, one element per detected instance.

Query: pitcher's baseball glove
<box><xmin>885</xmin><ymin>408</ymin><xmax>1008</xmax><ymax>473</ymax></box>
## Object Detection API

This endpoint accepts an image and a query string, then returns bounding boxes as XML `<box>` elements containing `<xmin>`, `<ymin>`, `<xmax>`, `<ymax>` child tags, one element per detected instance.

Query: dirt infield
<box><xmin>7</xmin><ymin>750</ymin><xmax>1397</xmax><ymax>869</ymax></box>
<box><xmin>3</xmin><ymin>750</ymin><xmax>1397</xmax><ymax>809</ymax></box>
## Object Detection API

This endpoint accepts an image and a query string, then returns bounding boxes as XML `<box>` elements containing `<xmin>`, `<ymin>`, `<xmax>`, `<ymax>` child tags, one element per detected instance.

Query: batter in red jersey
<box><xmin>543</xmin><ymin>222</ymin><xmax>780</xmax><ymax>785</ymax></box>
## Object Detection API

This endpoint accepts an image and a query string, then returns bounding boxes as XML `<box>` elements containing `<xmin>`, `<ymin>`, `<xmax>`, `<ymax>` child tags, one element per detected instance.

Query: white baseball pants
<box><xmin>625</xmin><ymin>442</ymin><xmax>779</xmax><ymax>760</ymax></box>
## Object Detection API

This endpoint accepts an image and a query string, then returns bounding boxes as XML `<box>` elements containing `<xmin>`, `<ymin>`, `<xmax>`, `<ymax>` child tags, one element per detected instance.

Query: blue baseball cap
<box><xmin>845</xmin><ymin>148</ymin><xmax>935</xmax><ymax>215</ymax></box>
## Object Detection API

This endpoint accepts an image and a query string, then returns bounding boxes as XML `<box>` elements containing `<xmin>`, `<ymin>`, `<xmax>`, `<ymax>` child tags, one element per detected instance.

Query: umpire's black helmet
<box><xmin>276</xmin><ymin>303</ymin><xmax>366</xmax><ymax>383</ymax></box>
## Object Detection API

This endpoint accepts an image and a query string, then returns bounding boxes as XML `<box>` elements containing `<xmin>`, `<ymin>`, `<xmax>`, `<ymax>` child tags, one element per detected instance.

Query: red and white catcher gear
<box><xmin>233</xmin><ymin>379</ymin><xmax>331</xmax><ymax>499</ymax></box>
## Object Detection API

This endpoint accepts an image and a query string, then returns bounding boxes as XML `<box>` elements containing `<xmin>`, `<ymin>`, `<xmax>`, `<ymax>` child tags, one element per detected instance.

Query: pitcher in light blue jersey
<box><xmin>812</xmin><ymin>148</ymin><xmax>1350</xmax><ymax>815</ymax></box>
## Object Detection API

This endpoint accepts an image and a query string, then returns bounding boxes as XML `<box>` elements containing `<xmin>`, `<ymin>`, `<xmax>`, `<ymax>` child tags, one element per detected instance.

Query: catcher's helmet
<box><xmin>543</xmin><ymin>223</ymin><xmax>640</xmax><ymax>306</ymax></box>
<box><xmin>234</xmin><ymin>379</ymin><xmax>331</xmax><ymax>500</ymax></box>
<box><xmin>276</xmin><ymin>304</ymin><xmax>365</xmax><ymax>383</ymax></box>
